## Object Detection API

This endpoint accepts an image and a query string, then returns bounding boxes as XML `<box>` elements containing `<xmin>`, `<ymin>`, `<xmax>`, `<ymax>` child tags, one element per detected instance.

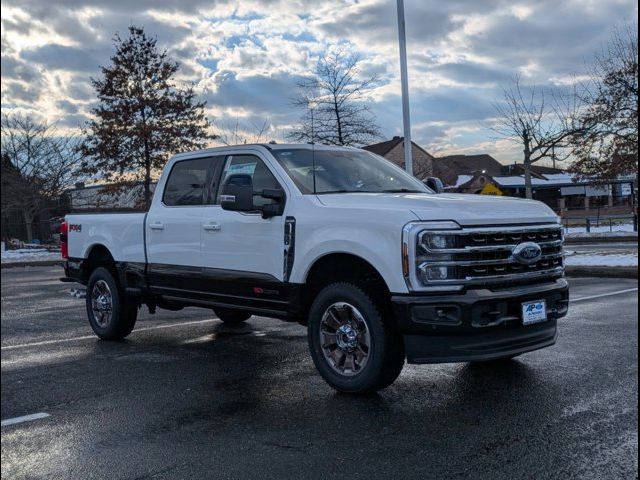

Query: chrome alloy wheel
<box><xmin>319</xmin><ymin>302</ymin><xmax>371</xmax><ymax>376</ymax></box>
<box><xmin>91</xmin><ymin>279</ymin><xmax>113</xmax><ymax>327</ymax></box>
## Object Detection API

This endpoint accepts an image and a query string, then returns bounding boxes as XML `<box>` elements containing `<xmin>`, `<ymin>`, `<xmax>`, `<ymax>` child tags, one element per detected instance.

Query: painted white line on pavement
<box><xmin>1</xmin><ymin>319</ymin><xmax>217</xmax><ymax>351</ymax></box>
<box><xmin>570</xmin><ymin>287</ymin><xmax>638</xmax><ymax>303</ymax></box>
<box><xmin>1</xmin><ymin>412</ymin><xmax>50</xmax><ymax>427</ymax></box>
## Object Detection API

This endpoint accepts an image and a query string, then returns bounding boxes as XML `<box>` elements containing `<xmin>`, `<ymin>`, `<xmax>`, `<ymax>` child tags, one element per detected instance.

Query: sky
<box><xmin>1</xmin><ymin>0</ymin><xmax>637</xmax><ymax>164</ymax></box>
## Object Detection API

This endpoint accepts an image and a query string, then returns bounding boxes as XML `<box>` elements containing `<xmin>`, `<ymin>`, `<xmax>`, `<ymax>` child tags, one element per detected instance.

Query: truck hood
<box><xmin>316</xmin><ymin>192</ymin><xmax>558</xmax><ymax>226</ymax></box>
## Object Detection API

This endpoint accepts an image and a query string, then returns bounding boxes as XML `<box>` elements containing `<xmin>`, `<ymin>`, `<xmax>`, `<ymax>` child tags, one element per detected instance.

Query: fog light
<box><xmin>419</xmin><ymin>264</ymin><xmax>456</xmax><ymax>282</ymax></box>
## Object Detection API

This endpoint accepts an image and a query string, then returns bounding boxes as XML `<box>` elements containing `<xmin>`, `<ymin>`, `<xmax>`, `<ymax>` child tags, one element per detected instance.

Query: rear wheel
<box><xmin>213</xmin><ymin>307</ymin><xmax>252</xmax><ymax>325</ymax></box>
<box><xmin>308</xmin><ymin>282</ymin><xmax>405</xmax><ymax>394</ymax></box>
<box><xmin>86</xmin><ymin>267</ymin><xmax>138</xmax><ymax>340</ymax></box>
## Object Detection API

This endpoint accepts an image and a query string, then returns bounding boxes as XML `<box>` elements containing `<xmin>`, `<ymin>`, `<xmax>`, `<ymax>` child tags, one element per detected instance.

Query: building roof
<box><xmin>455</xmin><ymin>172</ymin><xmax>631</xmax><ymax>190</ymax></box>
<box><xmin>362</xmin><ymin>137</ymin><xmax>404</xmax><ymax>156</ymax></box>
<box><xmin>362</xmin><ymin>136</ymin><xmax>434</xmax><ymax>159</ymax></box>
<box><xmin>433</xmin><ymin>154</ymin><xmax>503</xmax><ymax>185</ymax></box>
<box><xmin>500</xmin><ymin>163</ymin><xmax>565</xmax><ymax>177</ymax></box>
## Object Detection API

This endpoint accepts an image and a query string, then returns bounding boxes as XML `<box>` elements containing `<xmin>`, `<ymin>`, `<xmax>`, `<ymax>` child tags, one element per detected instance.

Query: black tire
<box><xmin>307</xmin><ymin>282</ymin><xmax>405</xmax><ymax>394</ymax></box>
<box><xmin>86</xmin><ymin>267</ymin><xmax>138</xmax><ymax>340</ymax></box>
<box><xmin>213</xmin><ymin>307</ymin><xmax>252</xmax><ymax>325</ymax></box>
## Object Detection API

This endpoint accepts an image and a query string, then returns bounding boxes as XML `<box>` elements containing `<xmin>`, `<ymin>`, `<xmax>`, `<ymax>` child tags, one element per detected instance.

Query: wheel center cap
<box><xmin>336</xmin><ymin>324</ymin><xmax>358</xmax><ymax>350</ymax></box>
<box><xmin>98</xmin><ymin>295</ymin><xmax>109</xmax><ymax>310</ymax></box>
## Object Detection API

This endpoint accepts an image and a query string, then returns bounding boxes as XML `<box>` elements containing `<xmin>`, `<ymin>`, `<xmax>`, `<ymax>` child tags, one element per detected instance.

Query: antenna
<box><xmin>310</xmin><ymin>101</ymin><xmax>317</xmax><ymax>194</ymax></box>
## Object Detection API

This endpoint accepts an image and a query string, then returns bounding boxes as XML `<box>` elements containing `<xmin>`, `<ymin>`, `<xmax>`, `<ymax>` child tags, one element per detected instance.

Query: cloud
<box><xmin>22</xmin><ymin>44</ymin><xmax>103</xmax><ymax>72</ymax></box>
<box><xmin>428</xmin><ymin>60</ymin><xmax>513</xmax><ymax>87</ymax></box>
<box><xmin>204</xmin><ymin>70</ymin><xmax>304</xmax><ymax>123</ymax></box>
<box><xmin>1</xmin><ymin>0</ymin><xmax>637</xmax><ymax>160</ymax></box>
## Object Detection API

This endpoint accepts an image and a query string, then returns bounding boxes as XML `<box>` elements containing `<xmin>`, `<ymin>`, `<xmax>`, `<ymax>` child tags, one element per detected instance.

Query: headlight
<box><xmin>418</xmin><ymin>232</ymin><xmax>458</xmax><ymax>251</ymax></box>
<box><xmin>402</xmin><ymin>221</ymin><xmax>463</xmax><ymax>291</ymax></box>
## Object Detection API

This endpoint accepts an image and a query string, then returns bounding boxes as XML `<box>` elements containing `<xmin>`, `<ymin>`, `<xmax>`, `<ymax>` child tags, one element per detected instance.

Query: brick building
<box><xmin>362</xmin><ymin>136</ymin><xmax>434</xmax><ymax>179</ymax></box>
<box><xmin>432</xmin><ymin>154</ymin><xmax>504</xmax><ymax>185</ymax></box>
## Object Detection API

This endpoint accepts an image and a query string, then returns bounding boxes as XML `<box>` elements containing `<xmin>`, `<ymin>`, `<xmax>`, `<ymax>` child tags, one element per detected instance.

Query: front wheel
<box><xmin>86</xmin><ymin>267</ymin><xmax>138</xmax><ymax>340</ymax></box>
<box><xmin>307</xmin><ymin>283</ymin><xmax>405</xmax><ymax>394</ymax></box>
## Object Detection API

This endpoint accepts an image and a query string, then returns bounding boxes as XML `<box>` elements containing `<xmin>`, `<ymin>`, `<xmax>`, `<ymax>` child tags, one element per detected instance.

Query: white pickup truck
<box><xmin>62</xmin><ymin>144</ymin><xmax>569</xmax><ymax>393</ymax></box>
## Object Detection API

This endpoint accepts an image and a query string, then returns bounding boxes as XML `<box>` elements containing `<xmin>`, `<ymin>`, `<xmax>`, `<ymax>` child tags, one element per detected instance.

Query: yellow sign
<box><xmin>479</xmin><ymin>183</ymin><xmax>503</xmax><ymax>196</ymax></box>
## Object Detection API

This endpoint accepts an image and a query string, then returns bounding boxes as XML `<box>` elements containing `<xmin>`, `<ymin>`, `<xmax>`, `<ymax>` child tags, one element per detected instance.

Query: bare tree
<box><xmin>289</xmin><ymin>50</ymin><xmax>381</xmax><ymax>146</ymax></box>
<box><xmin>214</xmin><ymin>117</ymin><xmax>273</xmax><ymax>145</ymax></box>
<box><xmin>491</xmin><ymin>76</ymin><xmax>582</xmax><ymax>198</ymax></box>
<box><xmin>1</xmin><ymin>114</ymin><xmax>82</xmax><ymax>241</ymax></box>
<box><xmin>571</xmin><ymin>23</ymin><xmax>638</xmax><ymax>180</ymax></box>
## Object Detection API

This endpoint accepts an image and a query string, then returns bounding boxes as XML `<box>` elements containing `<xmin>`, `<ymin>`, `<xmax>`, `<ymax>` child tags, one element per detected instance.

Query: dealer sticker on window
<box><xmin>522</xmin><ymin>300</ymin><xmax>547</xmax><ymax>325</ymax></box>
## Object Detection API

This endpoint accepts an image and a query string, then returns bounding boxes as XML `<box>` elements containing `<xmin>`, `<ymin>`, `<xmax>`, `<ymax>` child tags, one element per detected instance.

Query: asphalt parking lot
<box><xmin>1</xmin><ymin>266</ymin><xmax>638</xmax><ymax>480</ymax></box>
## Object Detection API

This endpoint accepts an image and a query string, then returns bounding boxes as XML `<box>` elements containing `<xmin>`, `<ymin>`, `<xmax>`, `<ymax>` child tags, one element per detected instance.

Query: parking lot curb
<box><xmin>565</xmin><ymin>265</ymin><xmax>638</xmax><ymax>279</ymax></box>
<box><xmin>1</xmin><ymin>260</ymin><xmax>64</xmax><ymax>269</ymax></box>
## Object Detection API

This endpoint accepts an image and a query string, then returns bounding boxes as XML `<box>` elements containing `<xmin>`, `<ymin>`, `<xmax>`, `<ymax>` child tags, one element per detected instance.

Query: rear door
<box><xmin>146</xmin><ymin>156</ymin><xmax>222</xmax><ymax>293</ymax></box>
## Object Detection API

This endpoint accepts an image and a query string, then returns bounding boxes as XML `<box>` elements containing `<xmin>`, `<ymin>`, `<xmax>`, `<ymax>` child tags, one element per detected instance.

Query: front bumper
<box><xmin>392</xmin><ymin>279</ymin><xmax>569</xmax><ymax>364</ymax></box>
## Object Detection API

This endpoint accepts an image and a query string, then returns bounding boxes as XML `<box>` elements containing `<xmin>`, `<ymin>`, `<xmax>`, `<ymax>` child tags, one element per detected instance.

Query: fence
<box><xmin>1</xmin><ymin>211</ymin><xmax>66</xmax><ymax>246</ymax></box>
<box><xmin>562</xmin><ymin>214</ymin><xmax>638</xmax><ymax>233</ymax></box>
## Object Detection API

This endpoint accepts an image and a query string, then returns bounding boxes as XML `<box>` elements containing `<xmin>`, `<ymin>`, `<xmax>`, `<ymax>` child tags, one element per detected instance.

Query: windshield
<box><xmin>271</xmin><ymin>148</ymin><xmax>432</xmax><ymax>194</ymax></box>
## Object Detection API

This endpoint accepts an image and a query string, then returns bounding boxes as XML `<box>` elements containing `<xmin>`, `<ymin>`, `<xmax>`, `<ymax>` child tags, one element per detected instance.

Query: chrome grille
<box><xmin>415</xmin><ymin>224</ymin><xmax>564</xmax><ymax>288</ymax></box>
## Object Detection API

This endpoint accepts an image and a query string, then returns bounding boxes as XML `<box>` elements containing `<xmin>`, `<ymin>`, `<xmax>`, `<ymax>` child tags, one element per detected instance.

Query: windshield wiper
<box><xmin>315</xmin><ymin>190</ymin><xmax>379</xmax><ymax>194</ymax></box>
<box><xmin>315</xmin><ymin>189</ymin><xmax>350</xmax><ymax>194</ymax></box>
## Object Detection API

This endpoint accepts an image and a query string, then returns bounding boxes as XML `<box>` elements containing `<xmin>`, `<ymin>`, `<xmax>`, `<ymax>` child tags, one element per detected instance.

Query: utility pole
<box><xmin>396</xmin><ymin>0</ymin><xmax>413</xmax><ymax>176</ymax></box>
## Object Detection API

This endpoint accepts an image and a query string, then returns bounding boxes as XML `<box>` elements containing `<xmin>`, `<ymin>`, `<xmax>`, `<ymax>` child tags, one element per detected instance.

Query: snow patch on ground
<box><xmin>564</xmin><ymin>223</ymin><xmax>637</xmax><ymax>238</ymax></box>
<box><xmin>564</xmin><ymin>251</ymin><xmax>638</xmax><ymax>267</ymax></box>
<box><xmin>1</xmin><ymin>249</ymin><xmax>62</xmax><ymax>264</ymax></box>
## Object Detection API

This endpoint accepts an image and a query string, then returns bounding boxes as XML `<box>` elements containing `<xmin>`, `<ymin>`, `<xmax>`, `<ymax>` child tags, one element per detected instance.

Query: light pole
<box><xmin>396</xmin><ymin>0</ymin><xmax>413</xmax><ymax>176</ymax></box>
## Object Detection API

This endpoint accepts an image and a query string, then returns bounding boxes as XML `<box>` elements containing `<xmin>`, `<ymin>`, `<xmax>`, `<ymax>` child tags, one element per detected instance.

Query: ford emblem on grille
<box><xmin>512</xmin><ymin>242</ymin><xmax>542</xmax><ymax>265</ymax></box>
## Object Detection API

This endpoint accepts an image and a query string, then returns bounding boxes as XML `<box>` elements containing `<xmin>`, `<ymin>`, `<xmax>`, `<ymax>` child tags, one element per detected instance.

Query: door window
<box><xmin>163</xmin><ymin>158</ymin><xmax>213</xmax><ymax>206</ymax></box>
<box><xmin>217</xmin><ymin>155</ymin><xmax>282</xmax><ymax>207</ymax></box>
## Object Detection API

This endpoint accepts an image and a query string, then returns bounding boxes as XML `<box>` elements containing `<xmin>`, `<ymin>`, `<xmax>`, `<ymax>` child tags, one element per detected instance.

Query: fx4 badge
<box><xmin>69</xmin><ymin>224</ymin><xmax>82</xmax><ymax>232</ymax></box>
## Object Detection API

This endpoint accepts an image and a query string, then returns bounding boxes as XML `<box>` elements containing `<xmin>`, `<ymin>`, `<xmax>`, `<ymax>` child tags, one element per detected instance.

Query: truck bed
<box><xmin>66</xmin><ymin>213</ymin><xmax>146</xmax><ymax>263</ymax></box>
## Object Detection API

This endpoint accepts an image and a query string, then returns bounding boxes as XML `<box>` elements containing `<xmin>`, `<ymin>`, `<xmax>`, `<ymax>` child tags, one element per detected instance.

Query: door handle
<box><xmin>149</xmin><ymin>222</ymin><xmax>164</xmax><ymax>230</ymax></box>
<box><xmin>203</xmin><ymin>221</ymin><xmax>221</xmax><ymax>232</ymax></box>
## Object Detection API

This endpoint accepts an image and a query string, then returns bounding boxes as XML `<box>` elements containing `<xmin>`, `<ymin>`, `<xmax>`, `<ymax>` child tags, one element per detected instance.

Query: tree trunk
<box><xmin>523</xmin><ymin>133</ymin><xmax>533</xmax><ymax>200</ymax></box>
<box><xmin>23</xmin><ymin>209</ymin><xmax>34</xmax><ymax>243</ymax></box>
<box><xmin>334</xmin><ymin>97</ymin><xmax>343</xmax><ymax>145</ymax></box>
<box><xmin>141</xmin><ymin>105</ymin><xmax>152</xmax><ymax>208</ymax></box>
<box><xmin>144</xmin><ymin>161</ymin><xmax>152</xmax><ymax>208</ymax></box>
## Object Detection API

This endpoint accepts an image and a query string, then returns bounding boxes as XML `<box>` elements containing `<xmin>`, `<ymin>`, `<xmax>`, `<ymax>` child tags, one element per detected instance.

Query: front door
<box><xmin>200</xmin><ymin>153</ymin><xmax>289</xmax><ymax>312</ymax></box>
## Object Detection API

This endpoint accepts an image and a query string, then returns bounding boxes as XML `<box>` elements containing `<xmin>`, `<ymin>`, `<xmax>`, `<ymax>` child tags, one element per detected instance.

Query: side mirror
<box><xmin>220</xmin><ymin>174</ymin><xmax>254</xmax><ymax>212</ymax></box>
<box><xmin>424</xmin><ymin>177</ymin><xmax>445</xmax><ymax>194</ymax></box>
<box><xmin>220</xmin><ymin>174</ymin><xmax>286</xmax><ymax>218</ymax></box>
<box><xmin>260</xmin><ymin>188</ymin><xmax>286</xmax><ymax>218</ymax></box>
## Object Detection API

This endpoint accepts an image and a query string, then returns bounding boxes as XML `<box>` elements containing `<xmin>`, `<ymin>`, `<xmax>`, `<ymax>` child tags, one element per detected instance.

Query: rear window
<box><xmin>163</xmin><ymin>158</ymin><xmax>211</xmax><ymax>206</ymax></box>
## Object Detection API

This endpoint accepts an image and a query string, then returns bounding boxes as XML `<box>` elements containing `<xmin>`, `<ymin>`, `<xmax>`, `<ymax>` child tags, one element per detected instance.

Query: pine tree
<box><xmin>81</xmin><ymin>26</ymin><xmax>213</xmax><ymax>206</ymax></box>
